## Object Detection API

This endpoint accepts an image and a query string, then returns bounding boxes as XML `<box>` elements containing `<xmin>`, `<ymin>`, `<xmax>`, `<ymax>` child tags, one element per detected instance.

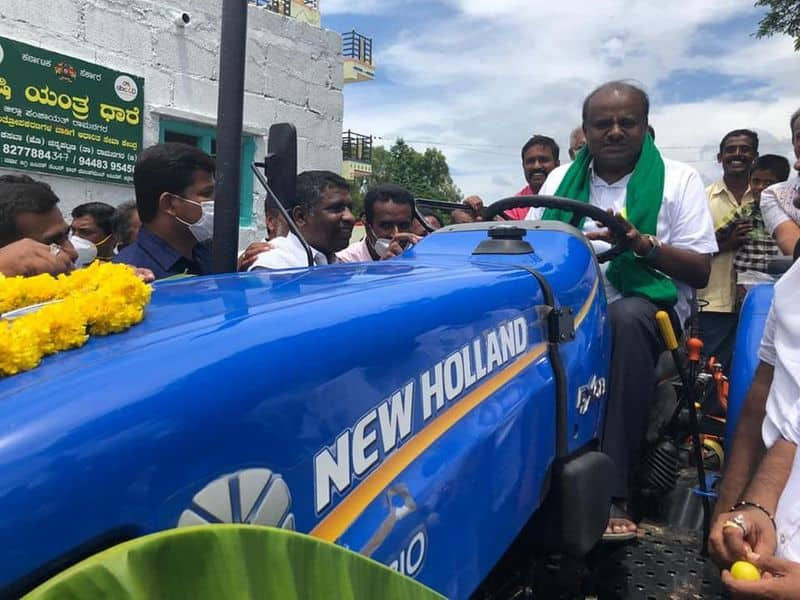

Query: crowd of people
<box><xmin>0</xmin><ymin>173</ymin><xmax>142</xmax><ymax>278</ymax></box>
<box><xmin>0</xmin><ymin>143</ymin><xmax>440</xmax><ymax>278</ymax></box>
<box><xmin>2</xmin><ymin>78</ymin><xmax>800</xmax><ymax>595</ymax></box>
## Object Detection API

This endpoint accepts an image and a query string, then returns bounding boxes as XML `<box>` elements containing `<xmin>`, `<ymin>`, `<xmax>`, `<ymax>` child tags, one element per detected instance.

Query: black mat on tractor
<box><xmin>475</xmin><ymin>474</ymin><xmax>727</xmax><ymax>598</ymax></box>
<box><xmin>584</xmin><ymin>522</ymin><xmax>726</xmax><ymax>599</ymax></box>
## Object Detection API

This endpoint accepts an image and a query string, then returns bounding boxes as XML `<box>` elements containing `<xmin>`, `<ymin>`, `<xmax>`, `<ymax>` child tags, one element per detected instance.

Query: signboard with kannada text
<box><xmin>0</xmin><ymin>36</ymin><xmax>144</xmax><ymax>185</ymax></box>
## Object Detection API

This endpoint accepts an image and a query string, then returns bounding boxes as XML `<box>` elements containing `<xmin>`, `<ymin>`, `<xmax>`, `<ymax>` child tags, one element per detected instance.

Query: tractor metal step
<box><xmin>584</xmin><ymin>522</ymin><xmax>725</xmax><ymax>599</ymax></box>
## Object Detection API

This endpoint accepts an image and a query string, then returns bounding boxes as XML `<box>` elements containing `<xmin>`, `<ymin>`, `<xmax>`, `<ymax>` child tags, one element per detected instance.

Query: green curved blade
<box><xmin>24</xmin><ymin>525</ymin><xmax>446</xmax><ymax>600</ymax></box>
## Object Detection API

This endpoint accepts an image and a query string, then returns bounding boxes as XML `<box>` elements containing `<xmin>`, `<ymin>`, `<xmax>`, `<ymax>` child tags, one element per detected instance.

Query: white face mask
<box><xmin>372</xmin><ymin>237</ymin><xmax>393</xmax><ymax>258</ymax></box>
<box><xmin>174</xmin><ymin>196</ymin><xmax>214</xmax><ymax>243</ymax></box>
<box><xmin>368</xmin><ymin>226</ymin><xmax>394</xmax><ymax>259</ymax></box>
<box><xmin>69</xmin><ymin>234</ymin><xmax>97</xmax><ymax>267</ymax></box>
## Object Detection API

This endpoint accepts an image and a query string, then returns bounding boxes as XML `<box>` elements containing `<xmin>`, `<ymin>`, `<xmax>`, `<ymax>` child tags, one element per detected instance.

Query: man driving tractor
<box><xmin>526</xmin><ymin>80</ymin><xmax>718</xmax><ymax>540</ymax></box>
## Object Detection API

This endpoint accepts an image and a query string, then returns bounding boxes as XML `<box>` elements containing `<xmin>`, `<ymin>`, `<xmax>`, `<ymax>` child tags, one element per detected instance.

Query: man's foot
<box><xmin>602</xmin><ymin>503</ymin><xmax>638</xmax><ymax>543</ymax></box>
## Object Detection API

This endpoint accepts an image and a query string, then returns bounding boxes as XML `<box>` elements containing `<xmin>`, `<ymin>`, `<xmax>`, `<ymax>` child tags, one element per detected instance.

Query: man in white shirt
<box><xmin>337</xmin><ymin>183</ymin><xmax>420</xmax><ymax>263</ymax></box>
<box><xmin>760</xmin><ymin>108</ymin><xmax>800</xmax><ymax>257</ymax></box>
<box><xmin>527</xmin><ymin>81</ymin><xmax>717</xmax><ymax>540</ymax></box>
<box><xmin>713</xmin><ymin>259</ymin><xmax>800</xmax><ymax>597</ymax></box>
<box><xmin>249</xmin><ymin>171</ymin><xmax>355</xmax><ymax>270</ymax></box>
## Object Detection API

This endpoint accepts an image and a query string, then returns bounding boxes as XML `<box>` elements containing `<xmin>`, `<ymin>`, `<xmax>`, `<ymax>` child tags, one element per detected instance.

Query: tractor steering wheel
<box><xmin>482</xmin><ymin>195</ymin><xmax>631</xmax><ymax>263</ymax></box>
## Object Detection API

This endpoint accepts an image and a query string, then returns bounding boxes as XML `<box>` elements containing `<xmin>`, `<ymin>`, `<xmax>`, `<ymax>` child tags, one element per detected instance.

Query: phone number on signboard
<box><xmin>3</xmin><ymin>143</ymin><xmax>63</xmax><ymax>160</ymax></box>
<box><xmin>1</xmin><ymin>144</ymin><xmax>133</xmax><ymax>172</ymax></box>
<box><xmin>78</xmin><ymin>156</ymin><xmax>134</xmax><ymax>173</ymax></box>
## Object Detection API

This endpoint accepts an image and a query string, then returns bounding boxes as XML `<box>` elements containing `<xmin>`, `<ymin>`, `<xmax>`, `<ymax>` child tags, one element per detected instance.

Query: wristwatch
<box><xmin>633</xmin><ymin>234</ymin><xmax>661</xmax><ymax>261</ymax></box>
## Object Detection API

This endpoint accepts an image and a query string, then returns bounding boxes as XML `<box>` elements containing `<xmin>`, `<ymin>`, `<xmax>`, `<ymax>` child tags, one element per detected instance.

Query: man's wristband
<box><xmin>633</xmin><ymin>234</ymin><xmax>661</xmax><ymax>261</ymax></box>
<box><xmin>730</xmin><ymin>500</ymin><xmax>777</xmax><ymax>530</ymax></box>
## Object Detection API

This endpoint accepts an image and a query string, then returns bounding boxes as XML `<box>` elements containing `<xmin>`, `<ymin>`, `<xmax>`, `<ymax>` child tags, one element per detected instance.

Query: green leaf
<box><xmin>754</xmin><ymin>0</ymin><xmax>800</xmax><ymax>51</ymax></box>
<box><xmin>24</xmin><ymin>525</ymin><xmax>446</xmax><ymax>600</ymax></box>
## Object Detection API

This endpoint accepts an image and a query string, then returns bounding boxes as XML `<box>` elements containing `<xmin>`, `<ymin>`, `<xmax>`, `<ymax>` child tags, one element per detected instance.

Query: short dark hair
<box><xmin>521</xmin><ymin>135</ymin><xmax>560</xmax><ymax>162</ymax></box>
<box><xmin>582</xmin><ymin>81</ymin><xmax>650</xmax><ymax>123</ymax></box>
<box><xmin>752</xmin><ymin>154</ymin><xmax>791</xmax><ymax>182</ymax></box>
<box><xmin>72</xmin><ymin>201</ymin><xmax>115</xmax><ymax>235</ymax></box>
<box><xmin>134</xmin><ymin>143</ymin><xmax>215</xmax><ymax>223</ymax></box>
<box><xmin>719</xmin><ymin>129</ymin><xmax>759</xmax><ymax>154</ymax></box>
<box><xmin>0</xmin><ymin>182</ymin><xmax>61</xmax><ymax>246</ymax></box>
<box><xmin>264</xmin><ymin>194</ymin><xmax>285</xmax><ymax>218</ymax></box>
<box><xmin>364</xmin><ymin>184</ymin><xmax>415</xmax><ymax>224</ymax></box>
<box><xmin>112</xmin><ymin>201</ymin><xmax>139</xmax><ymax>247</ymax></box>
<box><xmin>0</xmin><ymin>173</ymin><xmax>38</xmax><ymax>184</ymax></box>
<box><xmin>294</xmin><ymin>170</ymin><xmax>350</xmax><ymax>213</ymax></box>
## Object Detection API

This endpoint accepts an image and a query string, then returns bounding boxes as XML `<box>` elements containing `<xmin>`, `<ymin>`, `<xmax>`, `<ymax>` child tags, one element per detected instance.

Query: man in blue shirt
<box><xmin>114</xmin><ymin>143</ymin><xmax>216</xmax><ymax>280</ymax></box>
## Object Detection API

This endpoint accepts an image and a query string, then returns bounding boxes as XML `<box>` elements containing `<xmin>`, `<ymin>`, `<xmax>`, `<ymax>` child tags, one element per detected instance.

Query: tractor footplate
<box><xmin>584</xmin><ymin>522</ymin><xmax>726</xmax><ymax>599</ymax></box>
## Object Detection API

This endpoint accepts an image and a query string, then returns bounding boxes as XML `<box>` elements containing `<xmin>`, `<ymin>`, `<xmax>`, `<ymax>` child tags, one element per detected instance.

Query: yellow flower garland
<box><xmin>0</xmin><ymin>262</ymin><xmax>152</xmax><ymax>377</ymax></box>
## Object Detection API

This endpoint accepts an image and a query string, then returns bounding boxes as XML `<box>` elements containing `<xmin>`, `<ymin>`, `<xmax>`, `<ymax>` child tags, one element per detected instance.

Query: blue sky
<box><xmin>321</xmin><ymin>1</ymin><xmax>798</xmax><ymax>202</ymax></box>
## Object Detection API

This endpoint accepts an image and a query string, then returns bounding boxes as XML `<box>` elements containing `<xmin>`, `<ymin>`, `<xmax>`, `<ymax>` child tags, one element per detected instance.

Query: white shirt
<box><xmin>526</xmin><ymin>159</ymin><xmax>718</xmax><ymax>324</ymax></box>
<box><xmin>757</xmin><ymin>303</ymin><xmax>777</xmax><ymax>368</ymax></box>
<box><xmin>248</xmin><ymin>232</ymin><xmax>329</xmax><ymax>270</ymax></box>
<box><xmin>756</xmin><ymin>258</ymin><xmax>800</xmax><ymax>560</ymax></box>
<box><xmin>776</xmin><ymin>449</ymin><xmax>800</xmax><ymax>562</ymax></box>
<box><xmin>761</xmin><ymin>172</ymin><xmax>800</xmax><ymax>236</ymax></box>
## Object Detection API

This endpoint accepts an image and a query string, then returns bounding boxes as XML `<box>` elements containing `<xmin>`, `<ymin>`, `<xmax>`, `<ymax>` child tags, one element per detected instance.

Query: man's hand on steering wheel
<box><xmin>481</xmin><ymin>195</ymin><xmax>632</xmax><ymax>263</ymax></box>
<box><xmin>585</xmin><ymin>209</ymin><xmax>651</xmax><ymax>255</ymax></box>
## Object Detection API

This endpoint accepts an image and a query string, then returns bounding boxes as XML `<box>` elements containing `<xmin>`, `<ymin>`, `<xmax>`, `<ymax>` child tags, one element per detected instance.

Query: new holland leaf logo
<box><xmin>178</xmin><ymin>468</ymin><xmax>295</xmax><ymax>530</ymax></box>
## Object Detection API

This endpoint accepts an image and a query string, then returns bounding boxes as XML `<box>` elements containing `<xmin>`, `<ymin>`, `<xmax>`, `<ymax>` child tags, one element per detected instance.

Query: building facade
<box><xmin>0</xmin><ymin>0</ymin><xmax>344</xmax><ymax>246</ymax></box>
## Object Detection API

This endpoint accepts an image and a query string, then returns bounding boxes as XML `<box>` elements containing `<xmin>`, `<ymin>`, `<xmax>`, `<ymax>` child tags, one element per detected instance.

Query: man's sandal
<box><xmin>601</xmin><ymin>504</ymin><xmax>638</xmax><ymax>543</ymax></box>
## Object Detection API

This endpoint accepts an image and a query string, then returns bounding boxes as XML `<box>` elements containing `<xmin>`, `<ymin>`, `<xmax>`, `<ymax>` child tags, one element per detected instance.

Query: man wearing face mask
<box><xmin>114</xmin><ymin>143</ymin><xmax>216</xmax><ymax>280</ymax></box>
<box><xmin>70</xmin><ymin>202</ymin><xmax>116</xmax><ymax>266</ymax></box>
<box><xmin>248</xmin><ymin>170</ymin><xmax>355</xmax><ymax>270</ymax></box>
<box><xmin>337</xmin><ymin>184</ymin><xmax>420</xmax><ymax>262</ymax></box>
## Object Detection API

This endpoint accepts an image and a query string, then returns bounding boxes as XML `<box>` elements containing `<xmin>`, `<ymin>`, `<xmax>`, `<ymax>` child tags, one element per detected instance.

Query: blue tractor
<box><xmin>2</xmin><ymin>118</ymin><xmax>786</xmax><ymax>598</ymax></box>
<box><xmin>0</xmin><ymin>0</ymin><xmax>782</xmax><ymax>589</ymax></box>
<box><xmin>0</xmin><ymin>180</ymin><xmax>630</xmax><ymax>598</ymax></box>
<box><xmin>3</xmin><ymin>111</ymin><xmax>790</xmax><ymax>598</ymax></box>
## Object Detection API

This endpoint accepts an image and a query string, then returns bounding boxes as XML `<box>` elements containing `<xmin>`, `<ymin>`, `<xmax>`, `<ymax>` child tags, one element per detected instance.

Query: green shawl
<box><xmin>542</xmin><ymin>134</ymin><xmax>677</xmax><ymax>306</ymax></box>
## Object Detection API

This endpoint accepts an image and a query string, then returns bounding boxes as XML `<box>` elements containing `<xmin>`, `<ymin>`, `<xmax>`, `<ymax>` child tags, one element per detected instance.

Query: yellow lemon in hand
<box><xmin>731</xmin><ymin>561</ymin><xmax>761</xmax><ymax>581</ymax></box>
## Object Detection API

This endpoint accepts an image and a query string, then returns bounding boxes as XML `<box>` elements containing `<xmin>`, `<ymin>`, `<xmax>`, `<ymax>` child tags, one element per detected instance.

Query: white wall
<box><xmin>0</xmin><ymin>0</ymin><xmax>344</xmax><ymax>246</ymax></box>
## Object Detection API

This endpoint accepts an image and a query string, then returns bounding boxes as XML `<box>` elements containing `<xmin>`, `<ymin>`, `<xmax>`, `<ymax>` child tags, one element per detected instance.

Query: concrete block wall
<box><xmin>0</xmin><ymin>0</ymin><xmax>344</xmax><ymax>246</ymax></box>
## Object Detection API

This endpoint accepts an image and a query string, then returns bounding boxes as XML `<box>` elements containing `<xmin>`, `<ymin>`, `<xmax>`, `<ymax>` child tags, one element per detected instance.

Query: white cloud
<box><xmin>322</xmin><ymin>0</ymin><xmax>422</xmax><ymax>15</ymax></box>
<box><xmin>322</xmin><ymin>0</ymin><xmax>381</xmax><ymax>14</ymax></box>
<box><xmin>340</xmin><ymin>0</ymin><xmax>800</xmax><ymax>203</ymax></box>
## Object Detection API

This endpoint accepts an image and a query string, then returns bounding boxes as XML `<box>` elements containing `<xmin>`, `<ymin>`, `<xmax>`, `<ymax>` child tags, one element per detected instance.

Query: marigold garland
<box><xmin>0</xmin><ymin>262</ymin><xmax>152</xmax><ymax>377</ymax></box>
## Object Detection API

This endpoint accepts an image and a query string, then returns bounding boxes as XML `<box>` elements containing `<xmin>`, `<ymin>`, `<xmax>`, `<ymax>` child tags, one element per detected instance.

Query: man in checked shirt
<box><xmin>730</xmin><ymin>154</ymin><xmax>791</xmax><ymax>306</ymax></box>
